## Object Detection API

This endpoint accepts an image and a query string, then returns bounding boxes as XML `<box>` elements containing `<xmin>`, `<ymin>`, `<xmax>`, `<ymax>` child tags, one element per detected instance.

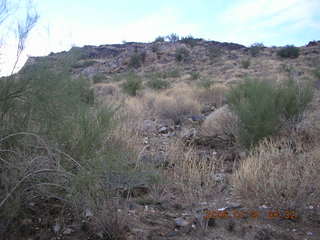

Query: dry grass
<box><xmin>166</xmin><ymin>140</ymin><xmax>219</xmax><ymax>204</ymax></box>
<box><xmin>195</xmin><ymin>83</ymin><xmax>229</xmax><ymax>107</ymax></box>
<box><xmin>232</xmin><ymin>137</ymin><xmax>320</xmax><ymax>212</ymax></box>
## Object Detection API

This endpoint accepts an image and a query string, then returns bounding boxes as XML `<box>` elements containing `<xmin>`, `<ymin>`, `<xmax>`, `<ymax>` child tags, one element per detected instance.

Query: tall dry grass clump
<box><xmin>166</xmin><ymin>140</ymin><xmax>218</xmax><ymax>204</ymax></box>
<box><xmin>232</xmin><ymin>137</ymin><xmax>320</xmax><ymax>212</ymax></box>
<box><xmin>195</xmin><ymin>83</ymin><xmax>229</xmax><ymax>107</ymax></box>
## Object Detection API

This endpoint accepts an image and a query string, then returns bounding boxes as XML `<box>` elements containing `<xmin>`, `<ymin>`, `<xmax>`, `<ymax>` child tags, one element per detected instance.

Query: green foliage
<box><xmin>166</xmin><ymin>33</ymin><xmax>180</xmax><ymax>43</ymax></box>
<box><xmin>249</xmin><ymin>43</ymin><xmax>264</xmax><ymax>57</ymax></box>
<box><xmin>128</xmin><ymin>52</ymin><xmax>146</xmax><ymax>69</ymax></box>
<box><xmin>277</xmin><ymin>45</ymin><xmax>300</xmax><ymax>59</ymax></box>
<box><xmin>227</xmin><ymin>78</ymin><xmax>312</xmax><ymax>148</ymax></box>
<box><xmin>180</xmin><ymin>35</ymin><xmax>199</xmax><ymax>47</ymax></box>
<box><xmin>92</xmin><ymin>72</ymin><xmax>106</xmax><ymax>84</ymax></box>
<box><xmin>197</xmin><ymin>78</ymin><xmax>215</xmax><ymax>88</ymax></box>
<box><xmin>240</xmin><ymin>58</ymin><xmax>251</xmax><ymax>69</ymax></box>
<box><xmin>190</xmin><ymin>71</ymin><xmax>200</xmax><ymax>80</ymax></box>
<box><xmin>175</xmin><ymin>47</ymin><xmax>190</xmax><ymax>62</ymax></box>
<box><xmin>121</xmin><ymin>74</ymin><xmax>143</xmax><ymax>96</ymax></box>
<box><xmin>165</xmin><ymin>69</ymin><xmax>181</xmax><ymax>78</ymax></box>
<box><xmin>146</xmin><ymin>77</ymin><xmax>170</xmax><ymax>90</ymax></box>
<box><xmin>154</xmin><ymin>36</ymin><xmax>165</xmax><ymax>43</ymax></box>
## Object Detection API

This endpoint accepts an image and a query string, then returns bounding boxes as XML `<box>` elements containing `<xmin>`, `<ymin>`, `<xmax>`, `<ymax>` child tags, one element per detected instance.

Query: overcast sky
<box><xmin>1</xmin><ymin>0</ymin><xmax>319</xmax><ymax>76</ymax></box>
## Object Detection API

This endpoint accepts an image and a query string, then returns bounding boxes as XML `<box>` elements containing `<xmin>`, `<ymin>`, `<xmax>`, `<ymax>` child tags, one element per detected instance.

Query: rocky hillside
<box><xmin>4</xmin><ymin>38</ymin><xmax>320</xmax><ymax>240</ymax></box>
<box><xmin>24</xmin><ymin>39</ymin><xmax>320</xmax><ymax>84</ymax></box>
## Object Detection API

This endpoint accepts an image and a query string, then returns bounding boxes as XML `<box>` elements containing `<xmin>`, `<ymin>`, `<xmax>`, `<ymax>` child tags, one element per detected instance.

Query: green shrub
<box><xmin>128</xmin><ymin>52</ymin><xmax>145</xmax><ymax>68</ymax></box>
<box><xmin>175</xmin><ymin>47</ymin><xmax>190</xmax><ymax>62</ymax></box>
<box><xmin>227</xmin><ymin>78</ymin><xmax>312</xmax><ymax>148</ymax></box>
<box><xmin>180</xmin><ymin>35</ymin><xmax>199</xmax><ymax>47</ymax></box>
<box><xmin>277</xmin><ymin>45</ymin><xmax>300</xmax><ymax>58</ymax></box>
<box><xmin>249</xmin><ymin>43</ymin><xmax>264</xmax><ymax>57</ymax></box>
<box><xmin>146</xmin><ymin>77</ymin><xmax>170</xmax><ymax>90</ymax></box>
<box><xmin>121</xmin><ymin>74</ymin><xmax>143</xmax><ymax>96</ymax></box>
<box><xmin>240</xmin><ymin>58</ymin><xmax>250</xmax><ymax>69</ymax></box>
<box><xmin>166</xmin><ymin>33</ymin><xmax>180</xmax><ymax>43</ymax></box>
<box><xmin>198</xmin><ymin>78</ymin><xmax>214</xmax><ymax>88</ymax></box>
<box><xmin>154</xmin><ymin>36</ymin><xmax>165</xmax><ymax>43</ymax></box>
<box><xmin>165</xmin><ymin>69</ymin><xmax>180</xmax><ymax>78</ymax></box>
<box><xmin>93</xmin><ymin>72</ymin><xmax>106</xmax><ymax>84</ymax></box>
<box><xmin>190</xmin><ymin>71</ymin><xmax>200</xmax><ymax>80</ymax></box>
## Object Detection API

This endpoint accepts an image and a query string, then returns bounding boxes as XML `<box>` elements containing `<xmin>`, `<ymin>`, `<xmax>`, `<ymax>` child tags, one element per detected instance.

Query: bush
<box><xmin>197</xmin><ymin>78</ymin><xmax>214</xmax><ymax>88</ymax></box>
<box><xmin>190</xmin><ymin>71</ymin><xmax>200</xmax><ymax>80</ymax></box>
<box><xmin>154</xmin><ymin>36</ymin><xmax>165</xmax><ymax>43</ymax></box>
<box><xmin>249</xmin><ymin>43</ymin><xmax>264</xmax><ymax>57</ymax></box>
<box><xmin>180</xmin><ymin>35</ymin><xmax>199</xmax><ymax>47</ymax></box>
<box><xmin>121</xmin><ymin>74</ymin><xmax>143</xmax><ymax>96</ymax></box>
<box><xmin>233</xmin><ymin>138</ymin><xmax>320</xmax><ymax>212</ymax></box>
<box><xmin>227</xmin><ymin>78</ymin><xmax>312</xmax><ymax>148</ymax></box>
<box><xmin>93</xmin><ymin>72</ymin><xmax>106</xmax><ymax>83</ymax></box>
<box><xmin>166</xmin><ymin>33</ymin><xmax>180</xmax><ymax>43</ymax></box>
<box><xmin>240</xmin><ymin>58</ymin><xmax>250</xmax><ymax>69</ymax></box>
<box><xmin>146</xmin><ymin>77</ymin><xmax>170</xmax><ymax>90</ymax></box>
<box><xmin>128</xmin><ymin>52</ymin><xmax>146</xmax><ymax>68</ymax></box>
<box><xmin>277</xmin><ymin>45</ymin><xmax>300</xmax><ymax>58</ymax></box>
<box><xmin>175</xmin><ymin>47</ymin><xmax>190</xmax><ymax>62</ymax></box>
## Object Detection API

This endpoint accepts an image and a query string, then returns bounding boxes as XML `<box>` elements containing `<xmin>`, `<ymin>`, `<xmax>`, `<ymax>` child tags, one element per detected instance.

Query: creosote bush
<box><xmin>277</xmin><ymin>45</ymin><xmax>300</xmax><ymax>59</ymax></box>
<box><xmin>227</xmin><ymin>78</ymin><xmax>313</xmax><ymax>148</ymax></box>
<box><xmin>166</xmin><ymin>33</ymin><xmax>180</xmax><ymax>43</ymax></box>
<box><xmin>175</xmin><ymin>47</ymin><xmax>190</xmax><ymax>62</ymax></box>
<box><xmin>146</xmin><ymin>77</ymin><xmax>170</xmax><ymax>90</ymax></box>
<box><xmin>121</xmin><ymin>73</ymin><xmax>143</xmax><ymax>96</ymax></box>
<box><xmin>249</xmin><ymin>42</ymin><xmax>264</xmax><ymax>57</ymax></box>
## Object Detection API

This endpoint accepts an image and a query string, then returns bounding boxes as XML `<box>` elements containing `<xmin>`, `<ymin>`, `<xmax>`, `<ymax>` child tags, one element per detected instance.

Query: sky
<box><xmin>0</xmin><ymin>0</ymin><xmax>319</xmax><ymax>76</ymax></box>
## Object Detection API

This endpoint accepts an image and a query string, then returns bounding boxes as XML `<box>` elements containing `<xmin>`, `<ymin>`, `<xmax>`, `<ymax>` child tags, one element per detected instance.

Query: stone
<box><xmin>174</xmin><ymin>217</ymin><xmax>190</xmax><ymax>227</ymax></box>
<box><xmin>158</xmin><ymin>126</ymin><xmax>168</xmax><ymax>134</ymax></box>
<box><xmin>62</xmin><ymin>228</ymin><xmax>73</xmax><ymax>235</ymax></box>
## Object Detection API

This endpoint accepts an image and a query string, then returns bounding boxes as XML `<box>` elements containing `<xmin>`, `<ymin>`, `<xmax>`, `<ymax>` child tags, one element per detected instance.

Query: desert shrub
<box><xmin>155</xmin><ymin>95</ymin><xmax>200</xmax><ymax>124</ymax></box>
<box><xmin>166</xmin><ymin>33</ymin><xmax>180</xmax><ymax>43</ymax></box>
<box><xmin>190</xmin><ymin>71</ymin><xmax>200</xmax><ymax>80</ymax></box>
<box><xmin>227</xmin><ymin>78</ymin><xmax>312</xmax><ymax>148</ymax></box>
<box><xmin>277</xmin><ymin>78</ymin><xmax>313</xmax><ymax>122</ymax></box>
<box><xmin>313</xmin><ymin>67</ymin><xmax>320</xmax><ymax>79</ymax></box>
<box><xmin>146</xmin><ymin>77</ymin><xmax>170</xmax><ymax>90</ymax></box>
<box><xmin>128</xmin><ymin>52</ymin><xmax>146</xmax><ymax>68</ymax></box>
<box><xmin>180</xmin><ymin>35</ymin><xmax>199</xmax><ymax>47</ymax></box>
<box><xmin>175</xmin><ymin>47</ymin><xmax>190</xmax><ymax>62</ymax></box>
<box><xmin>121</xmin><ymin>74</ymin><xmax>143</xmax><ymax>96</ymax></box>
<box><xmin>92</xmin><ymin>72</ymin><xmax>106</xmax><ymax>84</ymax></box>
<box><xmin>249</xmin><ymin>42</ymin><xmax>264</xmax><ymax>57</ymax></box>
<box><xmin>154</xmin><ymin>36</ymin><xmax>165</xmax><ymax>42</ymax></box>
<box><xmin>165</xmin><ymin>69</ymin><xmax>181</xmax><ymax>78</ymax></box>
<box><xmin>240</xmin><ymin>58</ymin><xmax>250</xmax><ymax>69</ymax></box>
<box><xmin>233</xmin><ymin>138</ymin><xmax>320</xmax><ymax>212</ymax></box>
<box><xmin>277</xmin><ymin>45</ymin><xmax>300</xmax><ymax>58</ymax></box>
<box><xmin>197</xmin><ymin>78</ymin><xmax>215</xmax><ymax>88</ymax></box>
